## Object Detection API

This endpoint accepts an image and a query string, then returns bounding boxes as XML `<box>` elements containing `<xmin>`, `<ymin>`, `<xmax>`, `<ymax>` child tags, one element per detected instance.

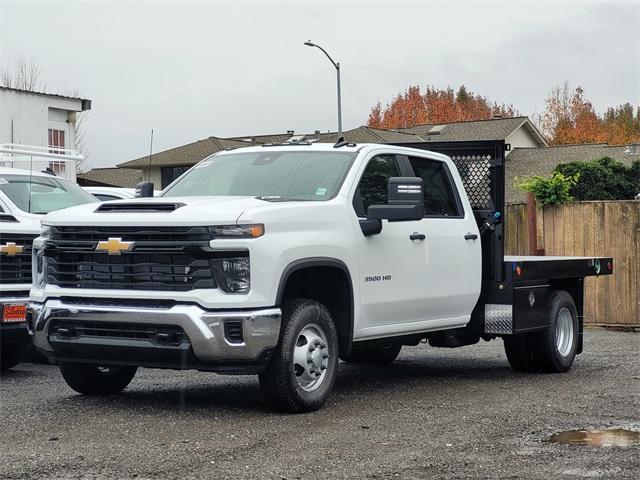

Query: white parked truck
<box><xmin>28</xmin><ymin>140</ymin><xmax>612</xmax><ymax>411</ymax></box>
<box><xmin>0</xmin><ymin>144</ymin><xmax>96</xmax><ymax>370</ymax></box>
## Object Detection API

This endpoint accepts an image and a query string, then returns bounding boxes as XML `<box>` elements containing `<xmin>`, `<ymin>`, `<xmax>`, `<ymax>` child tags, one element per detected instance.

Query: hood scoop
<box><xmin>95</xmin><ymin>202</ymin><xmax>184</xmax><ymax>213</ymax></box>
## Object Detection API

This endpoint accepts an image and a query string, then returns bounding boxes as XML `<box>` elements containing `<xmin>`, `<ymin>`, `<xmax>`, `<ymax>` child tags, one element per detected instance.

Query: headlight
<box><xmin>209</xmin><ymin>224</ymin><xmax>264</xmax><ymax>239</ymax></box>
<box><xmin>212</xmin><ymin>256</ymin><xmax>250</xmax><ymax>294</ymax></box>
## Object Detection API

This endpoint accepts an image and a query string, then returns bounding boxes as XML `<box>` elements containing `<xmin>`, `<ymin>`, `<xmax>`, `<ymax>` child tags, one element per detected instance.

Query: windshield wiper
<box><xmin>255</xmin><ymin>196</ymin><xmax>314</xmax><ymax>202</ymax></box>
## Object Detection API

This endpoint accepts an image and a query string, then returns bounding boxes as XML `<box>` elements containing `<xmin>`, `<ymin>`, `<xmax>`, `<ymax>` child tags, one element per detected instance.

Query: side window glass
<box><xmin>408</xmin><ymin>156</ymin><xmax>461</xmax><ymax>217</ymax></box>
<box><xmin>354</xmin><ymin>155</ymin><xmax>401</xmax><ymax>216</ymax></box>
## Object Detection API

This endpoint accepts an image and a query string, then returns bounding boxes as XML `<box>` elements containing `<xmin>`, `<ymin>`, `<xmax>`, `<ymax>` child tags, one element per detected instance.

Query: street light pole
<box><xmin>304</xmin><ymin>40</ymin><xmax>342</xmax><ymax>139</ymax></box>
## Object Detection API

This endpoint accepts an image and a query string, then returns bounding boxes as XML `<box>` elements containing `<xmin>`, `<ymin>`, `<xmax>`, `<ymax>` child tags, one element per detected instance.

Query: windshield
<box><xmin>162</xmin><ymin>150</ymin><xmax>356</xmax><ymax>200</ymax></box>
<box><xmin>0</xmin><ymin>174</ymin><xmax>97</xmax><ymax>214</ymax></box>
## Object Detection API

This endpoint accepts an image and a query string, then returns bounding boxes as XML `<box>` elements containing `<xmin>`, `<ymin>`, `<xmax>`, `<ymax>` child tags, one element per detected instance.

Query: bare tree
<box><xmin>1</xmin><ymin>57</ymin><xmax>89</xmax><ymax>171</ymax></box>
<box><xmin>0</xmin><ymin>57</ymin><xmax>46</xmax><ymax>91</ymax></box>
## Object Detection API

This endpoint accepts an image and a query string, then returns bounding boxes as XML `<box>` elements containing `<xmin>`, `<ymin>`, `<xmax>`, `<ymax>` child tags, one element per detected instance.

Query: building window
<box><xmin>161</xmin><ymin>166</ymin><xmax>190</xmax><ymax>189</ymax></box>
<box><xmin>48</xmin><ymin>129</ymin><xmax>65</xmax><ymax>153</ymax></box>
<box><xmin>48</xmin><ymin>129</ymin><xmax>66</xmax><ymax>175</ymax></box>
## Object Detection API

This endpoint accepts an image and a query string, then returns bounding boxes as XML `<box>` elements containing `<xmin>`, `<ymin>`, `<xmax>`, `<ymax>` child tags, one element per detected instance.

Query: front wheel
<box><xmin>259</xmin><ymin>299</ymin><xmax>339</xmax><ymax>413</ymax></box>
<box><xmin>60</xmin><ymin>363</ymin><xmax>137</xmax><ymax>395</ymax></box>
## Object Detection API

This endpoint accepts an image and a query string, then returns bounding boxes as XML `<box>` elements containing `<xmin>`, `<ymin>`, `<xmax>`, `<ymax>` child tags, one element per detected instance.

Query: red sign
<box><xmin>2</xmin><ymin>304</ymin><xmax>27</xmax><ymax>323</ymax></box>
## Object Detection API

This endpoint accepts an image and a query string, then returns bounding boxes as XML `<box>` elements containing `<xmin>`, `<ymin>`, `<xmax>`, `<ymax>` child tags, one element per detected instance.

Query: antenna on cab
<box><xmin>147</xmin><ymin>129</ymin><xmax>154</xmax><ymax>182</ymax></box>
<box><xmin>135</xmin><ymin>129</ymin><xmax>156</xmax><ymax>198</ymax></box>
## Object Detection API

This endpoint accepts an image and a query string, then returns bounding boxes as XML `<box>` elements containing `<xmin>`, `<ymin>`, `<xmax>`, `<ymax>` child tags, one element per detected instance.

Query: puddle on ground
<box><xmin>545</xmin><ymin>428</ymin><xmax>640</xmax><ymax>448</ymax></box>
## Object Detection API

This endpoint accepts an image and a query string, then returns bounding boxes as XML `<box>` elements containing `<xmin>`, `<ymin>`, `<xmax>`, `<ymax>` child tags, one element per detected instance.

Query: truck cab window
<box><xmin>408</xmin><ymin>156</ymin><xmax>461</xmax><ymax>217</ymax></box>
<box><xmin>354</xmin><ymin>155</ymin><xmax>401</xmax><ymax>217</ymax></box>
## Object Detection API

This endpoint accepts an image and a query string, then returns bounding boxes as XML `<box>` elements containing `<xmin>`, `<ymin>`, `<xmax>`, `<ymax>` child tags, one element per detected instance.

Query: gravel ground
<box><xmin>1</xmin><ymin>330</ymin><xmax>638</xmax><ymax>480</ymax></box>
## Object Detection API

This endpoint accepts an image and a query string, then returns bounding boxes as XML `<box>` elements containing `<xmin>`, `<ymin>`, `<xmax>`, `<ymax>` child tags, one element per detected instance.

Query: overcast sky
<box><xmin>1</xmin><ymin>0</ymin><xmax>639</xmax><ymax>168</ymax></box>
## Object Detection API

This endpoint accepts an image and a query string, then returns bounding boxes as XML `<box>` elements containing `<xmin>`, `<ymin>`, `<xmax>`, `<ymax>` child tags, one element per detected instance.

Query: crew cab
<box><xmin>0</xmin><ymin>165</ymin><xmax>96</xmax><ymax>370</ymax></box>
<box><xmin>28</xmin><ymin>141</ymin><xmax>612</xmax><ymax>411</ymax></box>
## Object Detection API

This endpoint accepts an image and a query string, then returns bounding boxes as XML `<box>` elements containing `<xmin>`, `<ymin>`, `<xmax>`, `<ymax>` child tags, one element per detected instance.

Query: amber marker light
<box><xmin>249</xmin><ymin>224</ymin><xmax>265</xmax><ymax>238</ymax></box>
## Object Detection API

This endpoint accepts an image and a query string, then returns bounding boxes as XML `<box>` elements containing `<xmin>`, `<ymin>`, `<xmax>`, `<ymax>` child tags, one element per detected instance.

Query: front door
<box><xmin>352</xmin><ymin>154</ymin><xmax>430</xmax><ymax>339</ymax></box>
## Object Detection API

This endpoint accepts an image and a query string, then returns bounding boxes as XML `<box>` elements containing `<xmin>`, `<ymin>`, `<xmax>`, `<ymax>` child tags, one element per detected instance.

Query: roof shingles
<box><xmin>78</xmin><ymin>168</ymin><xmax>142</xmax><ymax>188</ymax></box>
<box><xmin>400</xmin><ymin>116</ymin><xmax>546</xmax><ymax>145</ymax></box>
<box><xmin>119</xmin><ymin>137</ymin><xmax>252</xmax><ymax>168</ymax></box>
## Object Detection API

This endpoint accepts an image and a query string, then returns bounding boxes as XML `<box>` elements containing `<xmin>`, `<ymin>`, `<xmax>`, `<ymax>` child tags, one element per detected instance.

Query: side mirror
<box><xmin>367</xmin><ymin>177</ymin><xmax>424</xmax><ymax>222</ymax></box>
<box><xmin>135</xmin><ymin>181</ymin><xmax>154</xmax><ymax>198</ymax></box>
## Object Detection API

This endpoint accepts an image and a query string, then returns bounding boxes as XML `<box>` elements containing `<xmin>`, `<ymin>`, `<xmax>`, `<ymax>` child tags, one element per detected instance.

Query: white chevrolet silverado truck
<box><xmin>28</xmin><ymin>140</ymin><xmax>612</xmax><ymax>412</ymax></box>
<box><xmin>0</xmin><ymin>161</ymin><xmax>96</xmax><ymax>370</ymax></box>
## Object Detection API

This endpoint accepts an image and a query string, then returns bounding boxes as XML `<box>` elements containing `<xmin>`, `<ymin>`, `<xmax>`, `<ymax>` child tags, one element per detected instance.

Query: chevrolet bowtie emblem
<box><xmin>96</xmin><ymin>237</ymin><xmax>134</xmax><ymax>255</ymax></box>
<box><xmin>0</xmin><ymin>242</ymin><xmax>24</xmax><ymax>257</ymax></box>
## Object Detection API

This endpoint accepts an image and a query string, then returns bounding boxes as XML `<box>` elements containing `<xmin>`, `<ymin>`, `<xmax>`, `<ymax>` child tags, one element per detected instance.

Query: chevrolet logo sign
<box><xmin>0</xmin><ymin>242</ymin><xmax>24</xmax><ymax>257</ymax></box>
<box><xmin>95</xmin><ymin>237</ymin><xmax>135</xmax><ymax>255</ymax></box>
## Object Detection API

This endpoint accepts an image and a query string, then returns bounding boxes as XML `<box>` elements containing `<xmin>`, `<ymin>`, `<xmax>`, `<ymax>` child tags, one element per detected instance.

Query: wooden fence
<box><xmin>505</xmin><ymin>201</ymin><xmax>640</xmax><ymax>327</ymax></box>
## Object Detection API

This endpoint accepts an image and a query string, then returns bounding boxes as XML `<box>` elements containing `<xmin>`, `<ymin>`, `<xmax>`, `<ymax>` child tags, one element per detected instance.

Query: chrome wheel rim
<box><xmin>555</xmin><ymin>307</ymin><xmax>574</xmax><ymax>357</ymax></box>
<box><xmin>293</xmin><ymin>323</ymin><xmax>329</xmax><ymax>392</ymax></box>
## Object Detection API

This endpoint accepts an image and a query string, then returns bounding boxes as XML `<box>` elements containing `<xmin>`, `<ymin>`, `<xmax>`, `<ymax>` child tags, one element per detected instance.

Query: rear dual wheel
<box><xmin>504</xmin><ymin>290</ymin><xmax>578</xmax><ymax>373</ymax></box>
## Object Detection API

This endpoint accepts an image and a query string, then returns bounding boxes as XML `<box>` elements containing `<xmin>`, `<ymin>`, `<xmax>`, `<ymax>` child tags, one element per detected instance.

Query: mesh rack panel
<box><xmin>450</xmin><ymin>154</ymin><xmax>492</xmax><ymax>210</ymax></box>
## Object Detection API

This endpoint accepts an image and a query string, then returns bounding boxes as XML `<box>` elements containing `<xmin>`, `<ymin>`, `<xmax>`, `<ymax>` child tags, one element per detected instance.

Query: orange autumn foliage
<box><xmin>367</xmin><ymin>85</ymin><xmax>518</xmax><ymax>129</ymax></box>
<box><xmin>538</xmin><ymin>83</ymin><xmax>640</xmax><ymax>145</ymax></box>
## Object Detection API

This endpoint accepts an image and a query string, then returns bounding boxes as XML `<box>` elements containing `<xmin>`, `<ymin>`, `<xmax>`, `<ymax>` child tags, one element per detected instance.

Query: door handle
<box><xmin>410</xmin><ymin>232</ymin><xmax>426</xmax><ymax>241</ymax></box>
<box><xmin>464</xmin><ymin>232</ymin><xmax>478</xmax><ymax>240</ymax></box>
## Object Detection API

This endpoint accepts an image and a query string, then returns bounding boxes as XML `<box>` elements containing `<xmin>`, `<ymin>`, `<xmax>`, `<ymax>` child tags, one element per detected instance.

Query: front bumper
<box><xmin>28</xmin><ymin>299</ymin><xmax>281</xmax><ymax>370</ymax></box>
<box><xmin>1</xmin><ymin>294</ymin><xmax>30</xmax><ymax>347</ymax></box>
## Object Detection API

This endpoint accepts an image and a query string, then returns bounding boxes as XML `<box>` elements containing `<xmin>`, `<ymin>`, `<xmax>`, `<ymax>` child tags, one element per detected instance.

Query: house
<box><xmin>506</xmin><ymin>143</ymin><xmax>640</xmax><ymax>203</ymax></box>
<box><xmin>118</xmin><ymin>119</ymin><xmax>542</xmax><ymax>189</ymax></box>
<box><xmin>118</xmin><ymin>126</ymin><xmax>424</xmax><ymax>188</ymax></box>
<box><xmin>0</xmin><ymin>86</ymin><xmax>91</xmax><ymax>179</ymax></box>
<box><xmin>398</xmin><ymin>116</ymin><xmax>547</xmax><ymax>151</ymax></box>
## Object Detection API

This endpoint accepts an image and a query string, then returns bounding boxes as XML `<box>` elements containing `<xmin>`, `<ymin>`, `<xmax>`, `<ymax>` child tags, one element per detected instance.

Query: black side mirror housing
<box><xmin>367</xmin><ymin>177</ymin><xmax>425</xmax><ymax>222</ymax></box>
<box><xmin>359</xmin><ymin>218</ymin><xmax>382</xmax><ymax>236</ymax></box>
<box><xmin>135</xmin><ymin>181</ymin><xmax>154</xmax><ymax>198</ymax></box>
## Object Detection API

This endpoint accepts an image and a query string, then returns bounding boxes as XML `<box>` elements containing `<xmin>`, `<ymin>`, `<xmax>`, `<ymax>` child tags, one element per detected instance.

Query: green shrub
<box><xmin>553</xmin><ymin>157</ymin><xmax>640</xmax><ymax>200</ymax></box>
<box><xmin>518</xmin><ymin>172</ymin><xmax>578</xmax><ymax>207</ymax></box>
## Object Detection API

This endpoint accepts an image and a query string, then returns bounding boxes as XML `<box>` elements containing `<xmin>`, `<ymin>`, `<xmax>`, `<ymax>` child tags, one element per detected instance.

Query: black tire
<box><xmin>503</xmin><ymin>334</ymin><xmax>534</xmax><ymax>372</ymax></box>
<box><xmin>59</xmin><ymin>362</ymin><xmax>137</xmax><ymax>395</ymax></box>
<box><xmin>503</xmin><ymin>290</ymin><xmax>578</xmax><ymax>374</ymax></box>
<box><xmin>0</xmin><ymin>342</ymin><xmax>31</xmax><ymax>372</ymax></box>
<box><xmin>259</xmin><ymin>299</ymin><xmax>339</xmax><ymax>413</ymax></box>
<box><xmin>530</xmin><ymin>290</ymin><xmax>579</xmax><ymax>373</ymax></box>
<box><xmin>343</xmin><ymin>343</ymin><xmax>402</xmax><ymax>365</ymax></box>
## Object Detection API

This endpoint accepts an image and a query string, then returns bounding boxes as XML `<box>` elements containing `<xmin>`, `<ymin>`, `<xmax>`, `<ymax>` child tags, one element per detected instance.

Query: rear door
<box><xmin>405</xmin><ymin>154</ymin><xmax>481</xmax><ymax>323</ymax></box>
